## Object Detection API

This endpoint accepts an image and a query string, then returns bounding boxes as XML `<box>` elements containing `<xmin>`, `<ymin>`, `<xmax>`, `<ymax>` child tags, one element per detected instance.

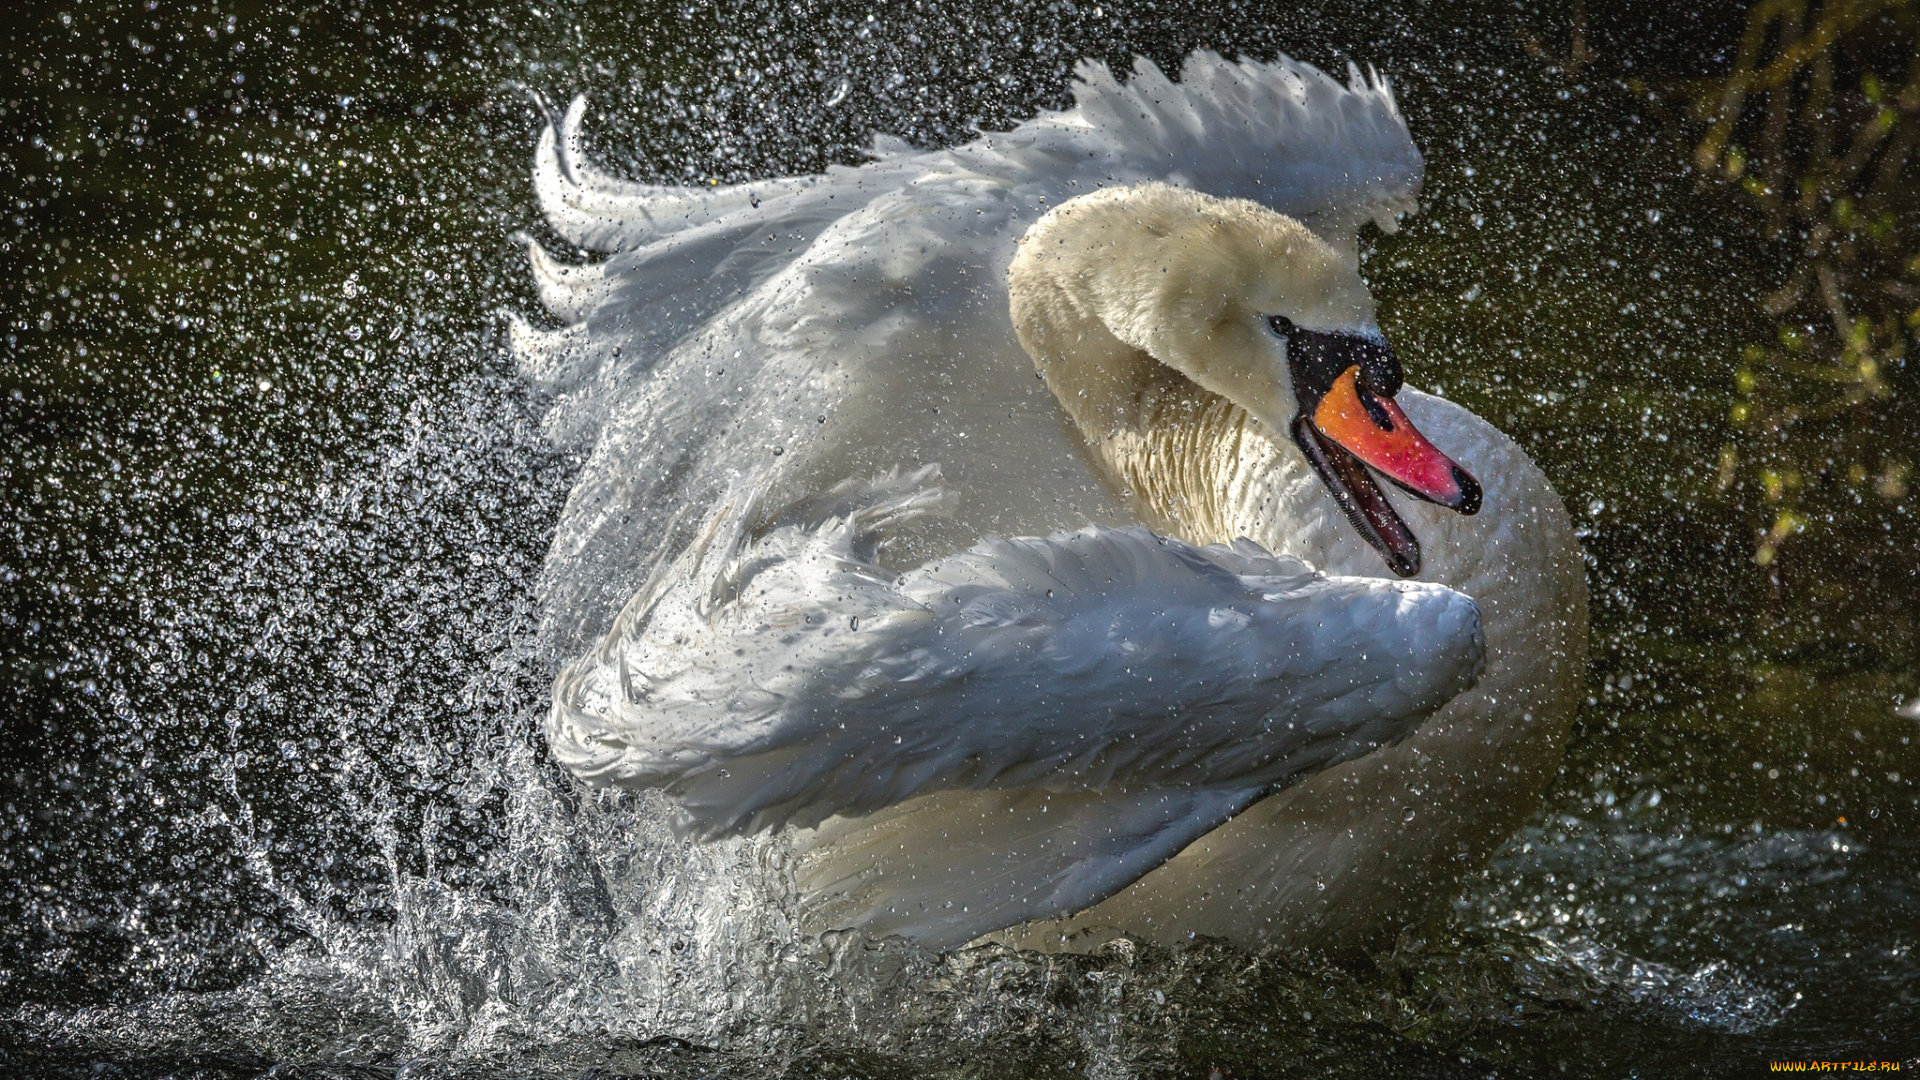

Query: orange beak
<box><xmin>1271</xmin><ymin>315</ymin><xmax>1482</xmax><ymax>577</ymax></box>
<box><xmin>1310</xmin><ymin>367</ymin><xmax>1482</xmax><ymax>515</ymax></box>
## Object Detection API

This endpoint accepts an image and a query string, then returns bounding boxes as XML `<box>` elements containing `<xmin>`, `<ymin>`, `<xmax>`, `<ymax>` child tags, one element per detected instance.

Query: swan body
<box><xmin>516</xmin><ymin>52</ymin><xmax>1586</xmax><ymax>952</ymax></box>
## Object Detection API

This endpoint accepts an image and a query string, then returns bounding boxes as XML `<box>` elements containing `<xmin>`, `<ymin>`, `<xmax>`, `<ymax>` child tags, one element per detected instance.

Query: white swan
<box><xmin>515</xmin><ymin>51</ymin><xmax>1587</xmax><ymax>953</ymax></box>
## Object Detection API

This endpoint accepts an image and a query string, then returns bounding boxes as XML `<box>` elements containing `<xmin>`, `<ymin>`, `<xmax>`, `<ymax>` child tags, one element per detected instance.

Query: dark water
<box><xmin>4</xmin><ymin>1</ymin><xmax>1917</xmax><ymax>1076</ymax></box>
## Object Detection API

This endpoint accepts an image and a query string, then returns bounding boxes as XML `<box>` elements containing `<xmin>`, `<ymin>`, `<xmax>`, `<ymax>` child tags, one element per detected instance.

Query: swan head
<box><xmin>1010</xmin><ymin>183</ymin><xmax>1481</xmax><ymax>577</ymax></box>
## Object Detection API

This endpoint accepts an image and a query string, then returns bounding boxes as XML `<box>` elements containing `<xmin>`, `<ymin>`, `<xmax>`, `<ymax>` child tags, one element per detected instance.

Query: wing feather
<box><xmin>549</xmin><ymin>475</ymin><xmax>1484</xmax><ymax>842</ymax></box>
<box><xmin>534</xmin><ymin>95</ymin><xmax>823</xmax><ymax>253</ymax></box>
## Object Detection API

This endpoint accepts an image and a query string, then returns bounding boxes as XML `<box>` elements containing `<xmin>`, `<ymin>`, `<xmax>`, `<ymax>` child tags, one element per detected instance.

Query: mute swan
<box><xmin>515</xmin><ymin>51</ymin><xmax>1586</xmax><ymax>953</ymax></box>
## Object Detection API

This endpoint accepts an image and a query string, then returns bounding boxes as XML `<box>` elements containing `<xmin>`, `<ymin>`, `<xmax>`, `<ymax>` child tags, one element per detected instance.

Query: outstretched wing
<box><xmin>548</xmin><ymin>472</ymin><xmax>1483</xmax><ymax>939</ymax></box>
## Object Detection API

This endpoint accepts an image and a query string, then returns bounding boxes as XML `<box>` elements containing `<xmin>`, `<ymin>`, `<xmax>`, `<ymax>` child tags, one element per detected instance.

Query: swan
<box><xmin>514</xmin><ymin>51</ymin><xmax>1587</xmax><ymax>954</ymax></box>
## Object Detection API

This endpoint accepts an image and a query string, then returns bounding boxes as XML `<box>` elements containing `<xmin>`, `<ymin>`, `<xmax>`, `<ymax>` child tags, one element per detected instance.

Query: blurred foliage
<box><xmin>1689</xmin><ymin>0</ymin><xmax>1920</xmax><ymax>566</ymax></box>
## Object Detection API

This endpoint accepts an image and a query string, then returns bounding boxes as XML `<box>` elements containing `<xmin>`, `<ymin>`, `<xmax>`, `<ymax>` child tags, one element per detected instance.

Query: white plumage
<box><xmin>552</xmin><ymin>467</ymin><xmax>1483</xmax><ymax>843</ymax></box>
<box><xmin>516</xmin><ymin>51</ymin><xmax>1586</xmax><ymax>952</ymax></box>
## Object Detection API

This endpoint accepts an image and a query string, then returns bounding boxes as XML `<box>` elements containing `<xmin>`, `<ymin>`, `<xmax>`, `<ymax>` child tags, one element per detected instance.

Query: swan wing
<box><xmin>524</xmin><ymin>171</ymin><xmax>1097</xmax><ymax>658</ymax></box>
<box><xmin>549</xmin><ymin>474</ymin><xmax>1484</xmax><ymax>836</ymax></box>
<box><xmin>955</xmin><ymin>51</ymin><xmax>1423</xmax><ymax>255</ymax></box>
<box><xmin>518</xmin><ymin>49</ymin><xmax>1420</xmax><ymax>402</ymax></box>
<box><xmin>533</xmin><ymin>95</ymin><xmax>826</xmax><ymax>253</ymax></box>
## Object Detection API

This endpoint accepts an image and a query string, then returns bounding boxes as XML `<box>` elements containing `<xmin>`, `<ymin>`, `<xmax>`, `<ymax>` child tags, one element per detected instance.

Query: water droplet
<box><xmin>1402</xmin><ymin>807</ymin><xmax>1417</xmax><ymax>823</ymax></box>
